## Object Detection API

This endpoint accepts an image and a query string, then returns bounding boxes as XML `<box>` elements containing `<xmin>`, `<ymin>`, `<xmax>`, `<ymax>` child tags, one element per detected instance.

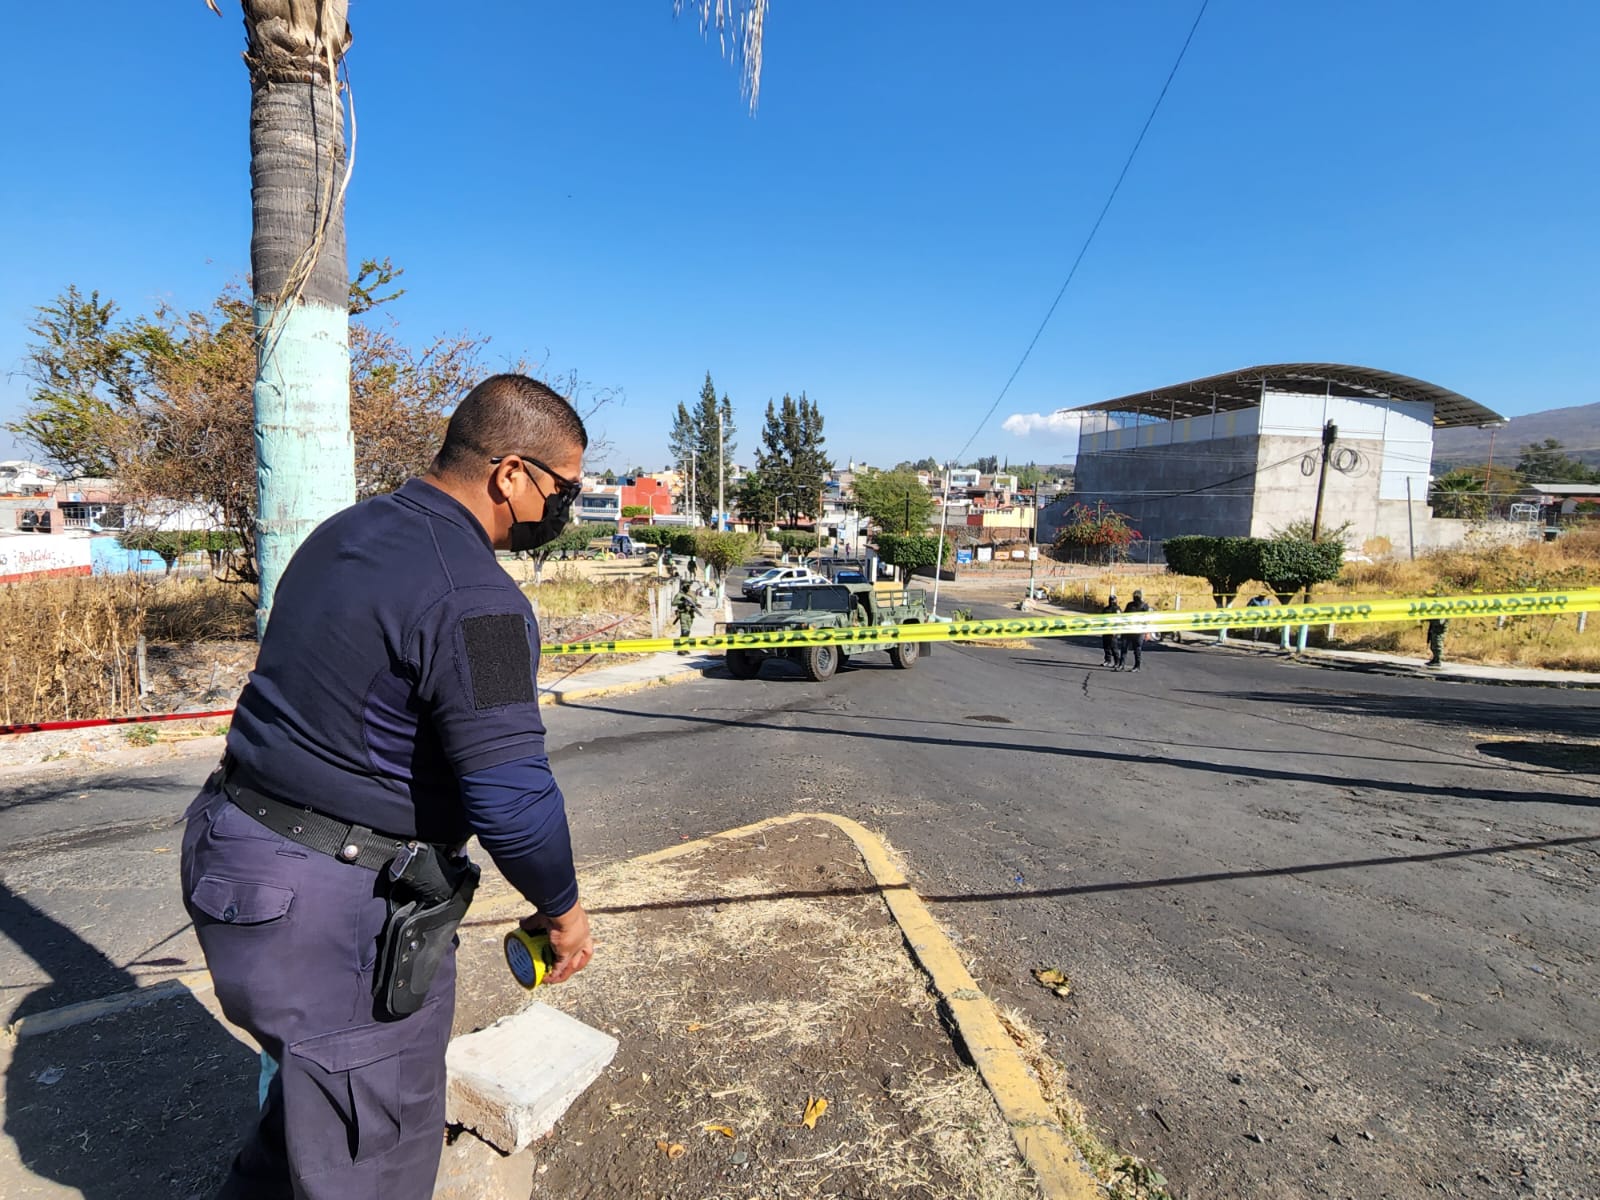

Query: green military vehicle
<box><xmin>722</xmin><ymin>582</ymin><xmax>930</xmax><ymax>681</ymax></box>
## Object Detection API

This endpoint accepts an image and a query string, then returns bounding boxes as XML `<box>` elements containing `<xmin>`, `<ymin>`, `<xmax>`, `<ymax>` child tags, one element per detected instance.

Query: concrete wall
<box><xmin>1071</xmin><ymin>434</ymin><xmax>1260</xmax><ymax>539</ymax></box>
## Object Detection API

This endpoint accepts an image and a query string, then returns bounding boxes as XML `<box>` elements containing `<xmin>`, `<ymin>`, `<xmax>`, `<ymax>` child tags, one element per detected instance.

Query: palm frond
<box><xmin>676</xmin><ymin>0</ymin><xmax>768</xmax><ymax>111</ymax></box>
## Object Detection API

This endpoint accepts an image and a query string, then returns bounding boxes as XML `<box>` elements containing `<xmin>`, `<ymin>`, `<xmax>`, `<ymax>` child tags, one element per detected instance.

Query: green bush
<box><xmin>1164</xmin><ymin>534</ymin><xmax>1344</xmax><ymax>605</ymax></box>
<box><xmin>772</xmin><ymin>529</ymin><xmax>816</xmax><ymax>557</ymax></box>
<box><xmin>875</xmin><ymin>532</ymin><xmax>954</xmax><ymax>578</ymax></box>
<box><xmin>628</xmin><ymin>526</ymin><xmax>673</xmax><ymax>546</ymax></box>
<box><xmin>1257</xmin><ymin>538</ymin><xmax>1343</xmax><ymax>602</ymax></box>
<box><xmin>621</xmin><ymin>505</ymin><xmax>654</xmax><ymax>518</ymax></box>
<box><xmin>1163</xmin><ymin>536</ymin><xmax>1259</xmax><ymax>606</ymax></box>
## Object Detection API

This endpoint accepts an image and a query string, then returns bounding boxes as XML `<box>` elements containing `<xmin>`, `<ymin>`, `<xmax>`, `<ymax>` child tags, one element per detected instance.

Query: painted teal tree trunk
<box><xmin>242</xmin><ymin>0</ymin><xmax>356</xmax><ymax>636</ymax></box>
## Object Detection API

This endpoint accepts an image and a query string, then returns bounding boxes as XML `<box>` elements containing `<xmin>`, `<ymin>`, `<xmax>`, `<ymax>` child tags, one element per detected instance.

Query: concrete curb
<box><xmin>539</xmin><ymin>659</ymin><xmax>717</xmax><ymax>707</ymax></box>
<box><xmin>3</xmin><ymin>969</ymin><xmax>215</xmax><ymax>1043</ymax></box>
<box><xmin>623</xmin><ymin>812</ymin><xmax>1101</xmax><ymax>1200</ymax></box>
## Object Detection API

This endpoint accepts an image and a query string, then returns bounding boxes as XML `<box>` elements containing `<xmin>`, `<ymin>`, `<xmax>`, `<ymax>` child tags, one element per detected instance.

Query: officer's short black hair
<box><xmin>433</xmin><ymin>374</ymin><xmax>588</xmax><ymax>479</ymax></box>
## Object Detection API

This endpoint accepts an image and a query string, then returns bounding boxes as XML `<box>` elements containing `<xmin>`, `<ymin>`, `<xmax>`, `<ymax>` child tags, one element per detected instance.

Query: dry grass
<box><xmin>524</xmin><ymin>826</ymin><xmax>1042</xmax><ymax>1199</ymax></box>
<box><xmin>520</xmin><ymin>566</ymin><xmax>652</xmax><ymax>620</ymax></box>
<box><xmin>0</xmin><ymin>575</ymin><xmax>145</xmax><ymax>724</ymax></box>
<box><xmin>0</xmin><ymin>574</ymin><xmax>253</xmax><ymax>725</ymax></box>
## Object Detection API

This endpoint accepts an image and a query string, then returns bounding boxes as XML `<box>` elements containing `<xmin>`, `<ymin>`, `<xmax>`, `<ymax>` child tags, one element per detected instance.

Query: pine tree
<box><xmin>756</xmin><ymin>392</ymin><xmax>831</xmax><ymax>524</ymax></box>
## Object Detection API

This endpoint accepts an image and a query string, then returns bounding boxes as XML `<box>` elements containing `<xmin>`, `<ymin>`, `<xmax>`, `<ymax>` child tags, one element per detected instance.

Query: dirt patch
<box><xmin>490</xmin><ymin>821</ymin><xmax>1043</xmax><ymax>1200</ymax></box>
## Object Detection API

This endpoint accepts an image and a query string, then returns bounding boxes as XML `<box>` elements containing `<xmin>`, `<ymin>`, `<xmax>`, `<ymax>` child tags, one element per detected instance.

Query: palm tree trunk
<box><xmin>241</xmin><ymin>0</ymin><xmax>356</xmax><ymax>636</ymax></box>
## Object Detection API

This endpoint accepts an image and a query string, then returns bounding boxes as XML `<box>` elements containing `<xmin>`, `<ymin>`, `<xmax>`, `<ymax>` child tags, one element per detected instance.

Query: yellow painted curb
<box><xmin>626</xmin><ymin>811</ymin><xmax>1101</xmax><ymax>1200</ymax></box>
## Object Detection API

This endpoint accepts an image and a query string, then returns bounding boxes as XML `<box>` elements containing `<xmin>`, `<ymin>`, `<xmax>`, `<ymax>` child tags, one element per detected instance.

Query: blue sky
<box><xmin>1</xmin><ymin>2</ymin><xmax>1596</xmax><ymax>472</ymax></box>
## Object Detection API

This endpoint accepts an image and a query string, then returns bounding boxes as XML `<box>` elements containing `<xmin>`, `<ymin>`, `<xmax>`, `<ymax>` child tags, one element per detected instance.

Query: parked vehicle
<box><xmin>723</xmin><ymin>583</ymin><xmax>930</xmax><ymax>682</ymax></box>
<box><xmin>740</xmin><ymin>565</ymin><xmax>829</xmax><ymax>600</ymax></box>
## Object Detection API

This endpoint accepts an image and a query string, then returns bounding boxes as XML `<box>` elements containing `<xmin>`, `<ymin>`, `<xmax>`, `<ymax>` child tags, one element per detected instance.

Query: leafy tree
<box><xmin>1049</xmin><ymin>503</ymin><xmax>1141</xmax><ymax>565</ymax></box>
<box><xmin>1163</xmin><ymin>536</ymin><xmax>1259</xmax><ymax>607</ymax></box>
<box><xmin>972</xmin><ymin>455</ymin><xmax>999</xmax><ymax>475</ymax></box>
<box><xmin>1429</xmin><ymin>469</ymin><xmax>1489</xmax><ymax>520</ymax></box>
<box><xmin>851</xmin><ymin>468</ymin><xmax>934</xmax><ymax>536</ymax></box>
<box><xmin>662</xmin><ymin>373</ymin><xmax>738</xmax><ymax>522</ymax></box>
<box><xmin>735</xmin><ymin>468</ymin><xmax>777</xmax><ymax>526</ymax></box>
<box><xmin>1013</xmin><ymin>462</ymin><xmax>1047</xmax><ymax>490</ymax></box>
<box><xmin>693</xmin><ymin>530</ymin><xmax>757</xmax><ymax>579</ymax></box>
<box><xmin>771</xmin><ymin>530</ymin><xmax>816</xmax><ymax>558</ymax></box>
<box><xmin>875</xmin><ymin>533</ymin><xmax>954</xmax><ymax>581</ymax></box>
<box><xmin>1257</xmin><ymin>538</ymin><xmax>1343</xmax><ymax>603</ymax></box>
<box><xmin>668</xmin><ymin>401</ymin><xmax>698</xmax><ymax>511</ymax></box>
<box><xmin>1516</xmin><ymin>438</ymin><xmax>1599</xmax><ymax>484</ymax></box>
<box><xmin>756</xmin><ymin>392</ymin><xmax>832</xmax><ymax>523</ymax></box>
<box><xmin>8</xmin><ymin>286</ymin><xmax>142</xmax><ymax>476</ymax></box>
<box><xmin>603</xmin><ymin>469</ymin><xmax>618</xmax><ymax>484</ymax></box>
<box><xmin>117</xmin><ymin>528</ymin><xmax>241</xmax><ymax>574</ymax></box>
<box><xmin>621</xmin><ymin>504</ymin><xmax>653</xmax><ymax>518</ymax></box>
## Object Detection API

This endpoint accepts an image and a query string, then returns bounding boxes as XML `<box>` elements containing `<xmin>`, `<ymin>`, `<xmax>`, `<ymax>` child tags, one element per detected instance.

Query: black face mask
<box><xmin>508</xmin><ymin>485</ymin><xmax>574</xmax><ymax>553</ymax></box>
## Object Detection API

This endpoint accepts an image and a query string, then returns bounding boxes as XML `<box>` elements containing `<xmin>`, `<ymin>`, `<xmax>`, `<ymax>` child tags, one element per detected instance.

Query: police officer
<box><xmin>1100</xmin><ymin>593</ymin><xmax>1121</xmax><ymax>667</ymax></box>
<box><xmin>181</xmin><ymin>375</ymin><xmax>595</xmax><ymax>1199</ymax></box>
<box><xmin>1119</xmin><ymin>588</ymin><xmax>1152</xmax><ymax>672</ymax></box>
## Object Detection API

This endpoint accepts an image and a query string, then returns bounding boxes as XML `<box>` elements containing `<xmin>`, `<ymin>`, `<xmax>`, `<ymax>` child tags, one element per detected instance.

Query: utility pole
<box><xmin>1027</xmin><ymin>481</ymin><xmax>1037</xmax><ymax>602</ymax></box>
<box><xmin>932</xmin><ymin>462</ymin><xmax>952</xmax><ymax>614</ymax></box>
<box><xmin>1310</xmin><ymin>421</ymin><xmax>1338</xmax><ymax>543</ymax></box>
<box><xmin>688</xmin><ymin>454</ymin><xmax>697</xmax><ymax>525</ymax></box>
<box><xmin>716</xmin><ymin>404</ymin><xmax>725</xmax><ymax>532</ymax></box>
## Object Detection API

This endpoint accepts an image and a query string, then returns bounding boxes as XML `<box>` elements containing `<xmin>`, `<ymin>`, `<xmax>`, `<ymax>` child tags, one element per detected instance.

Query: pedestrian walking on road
<box><xmin>180</xmin><ymin>374</ymin><xmax>595</xmax><ymax>1199</ymax></box>
<box><xmin>1101</xmin><ymin>593</ymin><xmax>1121</xmax><ymax>667</ymax></box>
<box><xmin>1425</xmin><ymin>617</ymin><xmax>1449</xmax><ymax>667</ymax></box>
<box><xmin>1120</xmin><ymin>588</ymin><xmax>1152</xmax><ymax>672</ymax></box>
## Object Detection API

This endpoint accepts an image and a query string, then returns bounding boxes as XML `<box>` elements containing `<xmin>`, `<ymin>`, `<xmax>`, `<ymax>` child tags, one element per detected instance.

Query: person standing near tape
<box><xmin>180</xmin><ymin>375</ymin><xmax>595</xmax><ymax>1199</ymax></box>
<box><xmin>1119</xmin><ymin>588</ymin><xmax>1152</xmax><ymax>672</ymax></box>
<box><xmin>1101</xmin><ymin>593</ymin><xmax>1121</xmax><ymax>667</ymax></box>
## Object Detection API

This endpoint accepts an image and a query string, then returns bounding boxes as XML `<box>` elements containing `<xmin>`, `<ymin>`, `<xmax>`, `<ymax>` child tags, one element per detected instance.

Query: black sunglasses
<box><xmin>490</xmin><ymin>453</ymin><xmax>583</xmax><ymax>501</ymax></box>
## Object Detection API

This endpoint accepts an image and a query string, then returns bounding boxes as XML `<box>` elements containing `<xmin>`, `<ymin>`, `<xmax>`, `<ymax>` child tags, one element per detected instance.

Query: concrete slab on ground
<box><xmin>445</xmin><ymin>1003</ymin><xmax>619</xmax><ymax>1153</ymax></box>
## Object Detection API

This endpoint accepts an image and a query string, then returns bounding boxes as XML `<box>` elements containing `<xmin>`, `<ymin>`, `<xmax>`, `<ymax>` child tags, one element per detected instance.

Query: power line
<box><xmin>952</xmin><ymin>0</ymin><xmax>1210</xmax><ymax>465</ymax></box>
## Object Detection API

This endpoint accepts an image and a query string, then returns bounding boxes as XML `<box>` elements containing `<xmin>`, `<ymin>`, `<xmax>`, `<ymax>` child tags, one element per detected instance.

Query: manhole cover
<box><xmin>966</xmin><ymin>714</ymin><xmax>1013</xmax><ymax>724</ymax></box>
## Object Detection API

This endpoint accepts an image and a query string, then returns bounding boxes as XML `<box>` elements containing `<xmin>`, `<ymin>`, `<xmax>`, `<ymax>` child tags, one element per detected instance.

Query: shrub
<box><xmin>621</xmin><ymin>505</ymin><xmax>654</xmax><ymax>518</ymax></box>
<box><xmin>1050</xmin><ymin>503</ymin><xmax>1141</xmax><ymax>564</ymax></box>
<box><xmin>875</xmin><ymin>533</ymin><xmax>954</xmax><ymax>579</ymax></box>
<box><xmin>1257</xmin><ymin>537</ymin><xmax>1344</xmax><ymax>603</ymax></box>
<box><xmin>1163</xmin><ymin>536</ymin><xmax>1258</xmax><ymax>606</ymax></box>
<box><xmin>772</xmin><ymin>529</ymin><xmax>816</xmax><ymax>557</ymax></box>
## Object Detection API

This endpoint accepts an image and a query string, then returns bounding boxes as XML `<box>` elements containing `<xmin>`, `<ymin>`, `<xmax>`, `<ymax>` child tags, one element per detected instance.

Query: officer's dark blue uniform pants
<box><xmin>1119</xmin><ymin>633</ymin><xmax>1142</xmax><ymax>670</ymax></box>
<box><xmin>181</xmin><ymin>788</ymin><xmax>456</xmax><ymax>1200</ymax></box>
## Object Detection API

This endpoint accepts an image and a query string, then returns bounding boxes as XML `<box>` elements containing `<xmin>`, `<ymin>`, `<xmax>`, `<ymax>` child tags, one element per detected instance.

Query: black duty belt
<box><xmin>215</xmin><ymin>763</ymin><xmax>415</xmax><ymax>872</ymax></box>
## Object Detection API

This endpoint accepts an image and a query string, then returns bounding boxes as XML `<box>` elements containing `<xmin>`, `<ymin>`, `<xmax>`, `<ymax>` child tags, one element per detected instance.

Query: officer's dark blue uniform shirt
<box><xmin>226</xmin><ymin>477</ymin><xmax>576</xmax><ymax>914</ymax></box>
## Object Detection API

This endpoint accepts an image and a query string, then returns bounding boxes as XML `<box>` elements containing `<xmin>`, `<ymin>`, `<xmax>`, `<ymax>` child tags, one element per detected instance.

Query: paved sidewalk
<box><xmin>538</xmin><ymin>602</ymin><xmax>724</xmax><ymax>704</ymax></box>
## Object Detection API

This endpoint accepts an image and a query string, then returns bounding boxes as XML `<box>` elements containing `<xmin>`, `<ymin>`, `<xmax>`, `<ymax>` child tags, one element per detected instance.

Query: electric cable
<box><xmin>952</xmin><ymin>0</ymin><xmax>1210</xmax><ymax>464</ymax></box>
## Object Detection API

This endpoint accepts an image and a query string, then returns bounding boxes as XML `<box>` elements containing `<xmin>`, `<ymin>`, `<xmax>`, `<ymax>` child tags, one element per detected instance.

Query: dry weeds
<box><xmin>527</xmin><ymin>825</ymin><xmax>1044</xmax><ymax>1199</ymax></box>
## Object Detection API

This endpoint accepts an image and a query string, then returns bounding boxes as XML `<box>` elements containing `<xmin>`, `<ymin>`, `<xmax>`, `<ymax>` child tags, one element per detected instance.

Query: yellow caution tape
<box><xmin>543</xmin><ymin>588</ymin><xmax>1600</xmax><ymax>657</ymax></box>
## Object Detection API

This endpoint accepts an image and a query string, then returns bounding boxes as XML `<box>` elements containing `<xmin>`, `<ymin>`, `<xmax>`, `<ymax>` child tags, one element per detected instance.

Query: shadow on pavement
<box><xmin>464</xmin><ymin>831</ymin><xmax>1598</xmax><ymax>921</ymax></box>
<box><xmin>0</xmin><ymin>880</ymin><xmax>252</xmax><ymax>1198</ymax></box>
<box><xmin>570</xmin><ymin>701</ymin><xmax>1600</xmax><ymax>809</ymax></box>
<box><xmin>1186</xmin><ymin>688</ymin><xmax>1600</xmax><ymax>739</ymax></box>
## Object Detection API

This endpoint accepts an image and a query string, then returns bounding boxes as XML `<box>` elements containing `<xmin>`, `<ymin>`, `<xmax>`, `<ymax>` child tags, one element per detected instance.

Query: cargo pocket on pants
<box><xmin>284</xmin><ymin>1000</ymin><xmax>441</xmax><ymax>1177</ymax></box>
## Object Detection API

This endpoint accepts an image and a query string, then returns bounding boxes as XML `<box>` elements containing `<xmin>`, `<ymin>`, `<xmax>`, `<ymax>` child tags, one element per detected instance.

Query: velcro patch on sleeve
<box><xmin>460</xmin><ymin>613</ymin><xmax>537</xmax><ymax>709</ymax></box>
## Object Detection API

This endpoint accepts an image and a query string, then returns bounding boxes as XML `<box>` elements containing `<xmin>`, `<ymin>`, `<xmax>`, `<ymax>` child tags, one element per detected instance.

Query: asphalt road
<box><xmin>2</xmin><ymin>591</ymin><xmax>1597</xmax><ymax>1199</ymax></box>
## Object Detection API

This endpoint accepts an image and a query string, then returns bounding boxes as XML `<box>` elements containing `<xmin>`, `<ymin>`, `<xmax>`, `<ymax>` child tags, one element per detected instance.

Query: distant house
<box><xmin>1515</xmin><ymin>483</ymin><xmax>1600</xmax><ymax>517</ymax></box>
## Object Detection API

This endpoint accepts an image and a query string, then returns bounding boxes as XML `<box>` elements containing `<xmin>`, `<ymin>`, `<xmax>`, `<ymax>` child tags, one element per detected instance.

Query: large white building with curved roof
<box><xmin>1053</xmin><ymin>364</ymin><xmax>1503</xmax><ymax>555</ymax></box>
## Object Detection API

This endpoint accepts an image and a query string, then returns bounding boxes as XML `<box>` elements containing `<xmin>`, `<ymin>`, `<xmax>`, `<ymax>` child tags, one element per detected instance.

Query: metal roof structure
<box><xmin>1067</xmin><ymin>363</ymin><xmax>1502</xmax><ymax>429</ymax></box>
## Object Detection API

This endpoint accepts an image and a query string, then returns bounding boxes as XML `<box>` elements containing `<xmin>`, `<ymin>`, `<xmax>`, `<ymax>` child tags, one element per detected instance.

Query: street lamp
<box><xmin>1480</xmin><ymin>420</ymin><xmax>1509</xmax><ymax>516</ymax></box>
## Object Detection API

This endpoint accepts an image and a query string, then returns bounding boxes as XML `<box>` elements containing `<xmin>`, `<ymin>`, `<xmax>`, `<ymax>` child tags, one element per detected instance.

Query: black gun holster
<box><xmin>374</xmin><ymin>843</ymin><xmax>480</xmax><ymax>1018</ymax></box>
